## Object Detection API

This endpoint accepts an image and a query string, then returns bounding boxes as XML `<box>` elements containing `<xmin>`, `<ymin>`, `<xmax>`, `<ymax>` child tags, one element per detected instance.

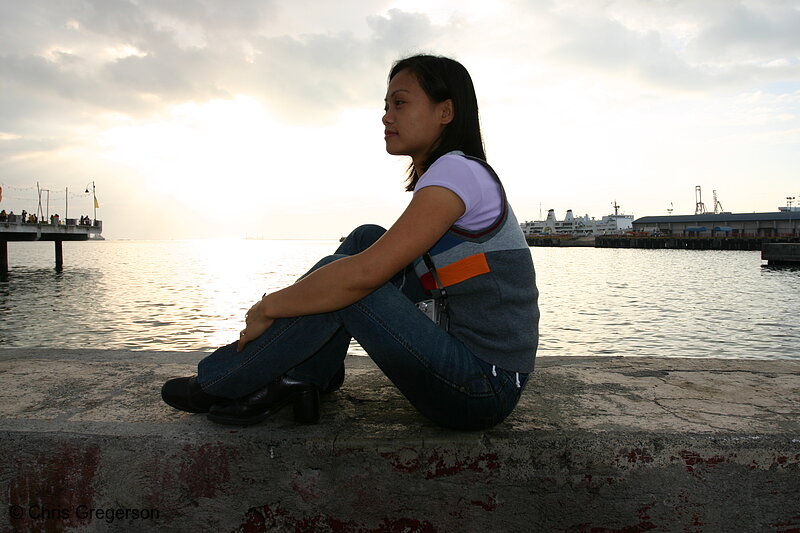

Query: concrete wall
<box><xmin>1</xmin><ymin>349</ymin><xmax>798</xmax><ymax>532</ymax></box>
<box><xmin>762</xmin><ymin>243</ymin><xmax>800</xmax><ymax>265</ymax></box>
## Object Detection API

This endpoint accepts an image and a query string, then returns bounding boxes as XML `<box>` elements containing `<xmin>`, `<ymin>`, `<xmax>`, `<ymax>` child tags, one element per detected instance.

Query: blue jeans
<box><xmin>197</xmin><ymin>225</ymin><xmax>528</xmax><ymax>430</ymax></box>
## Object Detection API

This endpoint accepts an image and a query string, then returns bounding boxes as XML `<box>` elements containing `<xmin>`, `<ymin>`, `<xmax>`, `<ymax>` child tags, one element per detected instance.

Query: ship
<box><xmin>520</xmin><ymin>208</ymin><xmax>634</xmax><ymax>237</ymax></box>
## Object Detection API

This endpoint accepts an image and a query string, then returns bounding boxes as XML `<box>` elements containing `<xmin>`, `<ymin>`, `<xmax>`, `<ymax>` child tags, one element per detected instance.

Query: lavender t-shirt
<box><xmin>414</xmin><ymin>153</ymin><xmax>503</xmax><ymax>231</ymax></box>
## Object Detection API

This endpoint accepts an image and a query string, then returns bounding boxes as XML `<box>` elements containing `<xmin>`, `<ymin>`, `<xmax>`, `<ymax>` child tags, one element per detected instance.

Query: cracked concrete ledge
<box><xmin>1</xmin><ymin>349</ymin><xmax>798</xmax><ymax>532</ymax></box>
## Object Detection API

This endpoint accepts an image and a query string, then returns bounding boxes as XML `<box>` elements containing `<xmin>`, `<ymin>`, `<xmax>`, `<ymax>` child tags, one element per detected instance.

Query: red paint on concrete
<box><xmin>558</xmin><ymin>521</ymin><xmax>658</xmax><ymax>532</ymax></box>
<box><xmin>144</xmin><ymin>441</ymin><xmax>239</xmax><ymax>512</ymax></box>
<box><xmin>679</xmin><ymin>451</ymin><xmax>727</xmax><ymax>468</ymax></box>
<box><xmin>290</xmin><ymin>470</ymin><xmax>321</xmax><ymax>503</ymax></box>
<box><xmin>623</xmin><ymin>449</ymin><xmax>654</xmax><ymax>464</ymax></box>
<box><xmin>771</xmin><ymin>514</ymin><xmax>800</xmax><ymax>533</ymax></box>
<box><xmin>378</xmin><ymin>446</ymin><xmax>421</xmax><ymax>474</ymax></box>
<box><xmin>234</xmin><ymin>504</ymin><xmax>438</xmax><ymax>533</ymax></box>
<box><xmin>178</xmin><ymin>442</ymin><xmax>238</xmax><ymax>500</ymax></box>
<box><xmin>144</xmin><ymin>451</ymin><xmax>186</xmax><ymax>520</ymax></box>
<box><xmin>676</xmin><ymin>451</ymin><xmax>730</xmax><ymax>479</ymax></box>
<box><xmin>378</xmin><ymin>448</ymin><xmax>501</xmax><ymax>479</ymax></box>
<box><xmin>425</xmin><ymin>451</ymin><xmax>500</xmax><ymax>479</ymax></box>
<box><xmin>8</xmin><ymin>443</ymin><xmax>101</xmax><ymax>531</ymax></box>
<box><xmin>558</xmin><ymin>504</ymin><xmax>659</xmax><ymax>533</ymax></box>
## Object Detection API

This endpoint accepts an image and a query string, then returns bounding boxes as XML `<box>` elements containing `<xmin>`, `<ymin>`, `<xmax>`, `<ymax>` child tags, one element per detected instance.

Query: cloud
<box><xmin>541</xmin><ymin>0</ymin><xmax>800</xmax><ymax>92</ymax></box>
<box><xmin>3</xmin><ymin>0</ymin><xmax>799</xmax><ymax>134</ymax></box>
<box><xmin>689</xmin><ymin>1</ymin><xmax>800</xmax><ymax>62</ymax></box>
<box><xmin>0</xmin><ymin>3</ymin><xmax>442</xmax><ymax>136</ymax></box>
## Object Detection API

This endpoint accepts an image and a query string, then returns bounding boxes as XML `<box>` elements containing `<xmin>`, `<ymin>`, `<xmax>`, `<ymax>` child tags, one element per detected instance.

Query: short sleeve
<box><xmin>414</xmin><ymin>154</ymin><xmax>503</xmax><ymax>231</ymax></box>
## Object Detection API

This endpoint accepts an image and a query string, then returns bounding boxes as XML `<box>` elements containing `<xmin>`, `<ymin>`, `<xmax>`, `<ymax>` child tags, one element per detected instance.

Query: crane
<box><xmin>695</xmin><ymin>185</ymin><xmax>706</xmax><ymax>215</ymax></box>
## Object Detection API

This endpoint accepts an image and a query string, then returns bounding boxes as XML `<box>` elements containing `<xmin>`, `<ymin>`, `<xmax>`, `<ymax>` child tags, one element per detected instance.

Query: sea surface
<box><xmin>1</xmin><ymin>240</ymin><xmax>798</xmax><ymax>360</ymax></box>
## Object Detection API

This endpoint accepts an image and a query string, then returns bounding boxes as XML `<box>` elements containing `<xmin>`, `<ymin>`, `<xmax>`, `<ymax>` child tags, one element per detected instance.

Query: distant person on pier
<box><xmin>0</xmin><ymin>210</ymin><xmax>6</xmax><ymax>222</ymax></box>
<box><xmin>162</xmin><ymin>54</ymin><xmax>540</xmax><ymax>430</ymax></box>
<box><xmin>20</xmin><ymin>210</ymin><xmax>27</xmax><ymax>223</ymax></box>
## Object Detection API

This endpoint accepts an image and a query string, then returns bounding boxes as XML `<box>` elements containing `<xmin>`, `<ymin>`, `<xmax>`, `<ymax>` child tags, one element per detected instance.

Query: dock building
<box><xmin>632</xmin><ymin>208</ymin><xmax>799</xmax><ymax>237</ymax></box>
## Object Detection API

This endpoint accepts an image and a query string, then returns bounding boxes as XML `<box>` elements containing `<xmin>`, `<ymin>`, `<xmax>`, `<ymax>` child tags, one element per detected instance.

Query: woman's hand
<box><xmin>231</xmin><ymin>186</ymin><xmax>464</xmax><ymax>349</ymax></box>
<box><xmin>229</xmin><ymin>186</ymin><xmax>465</xmax><ymax>326</ymax></box>
<box><xmin>236</xmin><ymin>297</ymin><xmax>275</xmax><ymax>352</ymax></box>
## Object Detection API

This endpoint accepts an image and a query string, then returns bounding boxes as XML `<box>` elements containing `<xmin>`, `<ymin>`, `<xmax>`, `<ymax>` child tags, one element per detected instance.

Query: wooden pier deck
<box><xmin>0</xmin><ymin>216</ymin><xmax>103</xmax><ymax>277</ymax></box>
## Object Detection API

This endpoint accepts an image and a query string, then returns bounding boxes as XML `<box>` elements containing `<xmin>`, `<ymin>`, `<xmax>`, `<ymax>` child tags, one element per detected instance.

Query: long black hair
<box><xmin>389</xmin><ymin>55</ymin><xmax>486</xmax><ymax>191</ymax></box>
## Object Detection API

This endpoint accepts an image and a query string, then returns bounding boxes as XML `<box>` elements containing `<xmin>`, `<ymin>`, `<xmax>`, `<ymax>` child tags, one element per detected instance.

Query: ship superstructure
<box><xmin>520</xmin><ymin>209</ymin><xmax>633</xmax><ymax>237</ymax></box>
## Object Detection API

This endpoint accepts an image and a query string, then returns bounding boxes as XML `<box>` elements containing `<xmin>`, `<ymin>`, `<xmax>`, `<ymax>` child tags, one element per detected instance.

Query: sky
<box><xmin>1</xmin><ymin>0</ymin><xmax>799</xmax><ymax>240</ymax></box>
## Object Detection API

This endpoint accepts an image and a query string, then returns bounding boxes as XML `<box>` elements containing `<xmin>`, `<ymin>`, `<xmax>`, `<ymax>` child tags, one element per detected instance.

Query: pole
<box><xmin>1</xmin><ymin>240</ymin><xmax>7</xmax><ymax>280</ymax></box>
<box><xmin>55</xmin><ymin>240</ymin><xmax>63</xmax><ymax>271</ymax></box>
<box><xmin>65</xmin><ymin>187</ymin><xmax>68</xmax><ymax>221</ymax></box>
<box><xmin>92</xmin><ymin>181</ymin><xmax>97</xmax><ymax>222</ymax></box>
<box><xmin>37</xmin><ymin>182</ymin><xmax>43</xmax><ymax>221</ymax></box>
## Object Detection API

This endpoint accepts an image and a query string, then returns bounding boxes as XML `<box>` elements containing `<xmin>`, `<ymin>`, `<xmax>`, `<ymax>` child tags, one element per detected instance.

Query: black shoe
<box><xmin>161</xmin><ymin>376</ymin><xmax>229</xmax><ymax>414</ymax></box>
<box><xmin>323</xmin><ymin>364</ymin><xmax>345</xmax><ymax>395</ymax></box>
<box><xmin>207</xmin><ymin>375</ymin><xmax>320</xmax><ymax>426</ymax></box>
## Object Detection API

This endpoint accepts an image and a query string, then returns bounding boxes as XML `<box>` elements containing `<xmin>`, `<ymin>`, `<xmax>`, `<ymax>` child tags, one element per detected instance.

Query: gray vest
<box><xmin>414</xmin><ymin>156</ymin><xmax>540</xmax><ymax>373</ymax></box>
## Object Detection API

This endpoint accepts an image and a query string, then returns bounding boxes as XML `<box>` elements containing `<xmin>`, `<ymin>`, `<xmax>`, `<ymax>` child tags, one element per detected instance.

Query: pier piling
<box><xmin>55</xmin><ymin>240</ymin><xmax>63</xmax><ymax>271</ymax></box>
<box><xmin>1</xmin><ymin>241</ymin><xmax>7</xmax><ymax>280</ymax></box>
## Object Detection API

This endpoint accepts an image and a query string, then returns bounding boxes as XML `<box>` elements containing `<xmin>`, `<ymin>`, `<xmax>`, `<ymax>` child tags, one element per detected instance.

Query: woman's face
<box><xmin>383</xmin><ymin>68</ymin><xmax>452</xmax><ymax>170</ymax></box>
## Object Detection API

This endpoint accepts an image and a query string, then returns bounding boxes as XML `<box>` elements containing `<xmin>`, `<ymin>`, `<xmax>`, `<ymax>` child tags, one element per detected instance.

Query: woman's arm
<box><xmin>236</xmin><ymin>185</ymin><xmax>465</xmax><ymax>351</ymax></box>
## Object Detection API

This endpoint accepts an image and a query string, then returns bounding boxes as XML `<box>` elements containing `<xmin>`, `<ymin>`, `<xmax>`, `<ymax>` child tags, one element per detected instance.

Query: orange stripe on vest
<box><xmin>420</xmin><ymin>253</ymin><xmax>491</xmax><ymax>291</ymax></box>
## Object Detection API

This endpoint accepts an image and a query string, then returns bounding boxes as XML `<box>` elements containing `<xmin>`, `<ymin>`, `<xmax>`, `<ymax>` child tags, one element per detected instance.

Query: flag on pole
<box><xmin>0</xmin><ymin>186</ymin><xmax>3</xmax><ymax>202</ymax></box>
<box><xmin>94</xmin><ymin>195</ymin><xmax>99</xmax><ymax>209</ymax></box>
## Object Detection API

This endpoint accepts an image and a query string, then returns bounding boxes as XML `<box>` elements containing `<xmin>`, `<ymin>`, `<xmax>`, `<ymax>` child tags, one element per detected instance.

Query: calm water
<box><xmin>1</xmin><ymin>240</ymin><xmax>798</xmax><ymax>360</ymax></box>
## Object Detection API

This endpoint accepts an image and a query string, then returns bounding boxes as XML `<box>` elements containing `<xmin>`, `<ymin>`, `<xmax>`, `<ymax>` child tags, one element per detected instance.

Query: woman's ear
<box><xmin>440</xmin><ymin>99</ymin><xmax>454</xmax><ymax>125</ymax></box>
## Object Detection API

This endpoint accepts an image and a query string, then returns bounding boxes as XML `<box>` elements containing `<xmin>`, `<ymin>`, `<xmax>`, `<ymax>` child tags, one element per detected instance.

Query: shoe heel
<box><xmin>293</xmin><ymin>388</ymin><xmax>320</xmax><ymax>424</ymax></box>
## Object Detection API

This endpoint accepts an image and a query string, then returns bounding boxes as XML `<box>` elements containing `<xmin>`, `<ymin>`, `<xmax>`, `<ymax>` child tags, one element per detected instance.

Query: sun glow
<box><xmin>100</xmin><ymin>96</ymin><xmax>285</xmax><ymax>210</ymax></box>
<box><xmin>107</xmin><ymin>44</ymin><xmax>148</xmax><ymax>60</ymax></box>
<box><xmin>95</xmin><ymin>95</ymin><xmax>405</xmax><ymax>238</ymax></box>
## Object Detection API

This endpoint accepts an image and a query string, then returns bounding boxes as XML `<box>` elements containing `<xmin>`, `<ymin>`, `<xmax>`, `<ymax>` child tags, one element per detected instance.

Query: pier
<box><xmin>0</xmin><ymin>216</ymin><xmax>102</xmax><ymax>278</ymax></box>
<box><xmin>762</xmin><ymin>242</ymin><xmax>800</xmax><ymax>265</ymax></box>
<box><xmin>594</xmin><ymin>235</ymin><xmax>799</xmax><ymax>250</ymax></box>
<box><xmin>526</xmin><ymin>235</ymin><xmax>596</xmax><ymax>247</ymax></box>
<box><xmin>1</xmin><ymin>349</ymin><xmax>798</xmax><ymax>531</ymax></box>
<box><xmin>526</xmin><ymin>234</ymin><xmax>800</xmax><ymax>251</ymax></box>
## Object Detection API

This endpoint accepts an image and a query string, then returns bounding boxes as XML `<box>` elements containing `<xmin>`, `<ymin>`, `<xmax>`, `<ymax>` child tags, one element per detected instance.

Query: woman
<box><xmin>162</xmin><ymin>54</ymin><xmax>539</xmax><ymax>430</ymax></box>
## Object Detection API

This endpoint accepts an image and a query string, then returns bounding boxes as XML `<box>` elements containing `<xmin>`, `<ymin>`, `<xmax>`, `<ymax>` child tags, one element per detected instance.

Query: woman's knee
<box><xmin>352</xmin><ymin>224</ymin><xmax>386</xmax><ymax>239</ymax></box>
<box><xmin>310</xmin><ymin>254</ymin><xmax>347</xmax><ymax>270</ymax></box>
<box><xmin>339</xmin><ymin>224</ymin><xmax>386</xmax><ymax>254</ymax></box>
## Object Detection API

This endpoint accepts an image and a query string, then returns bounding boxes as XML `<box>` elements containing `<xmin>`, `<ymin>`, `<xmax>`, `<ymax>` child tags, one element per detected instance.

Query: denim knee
<box><xmin>339</xmin><ymin>224</ymin><xmax>386</xmax><ymax>254</ymax></box>
<box><xmin>350</xmin><ymin>224</ymin><xmax>386</xmax><ymax>241</ymax></box>
<box><xmin>309</xmin><ymin>254</ymin><xmax>347</xmax><ymax>271</ymax></box>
